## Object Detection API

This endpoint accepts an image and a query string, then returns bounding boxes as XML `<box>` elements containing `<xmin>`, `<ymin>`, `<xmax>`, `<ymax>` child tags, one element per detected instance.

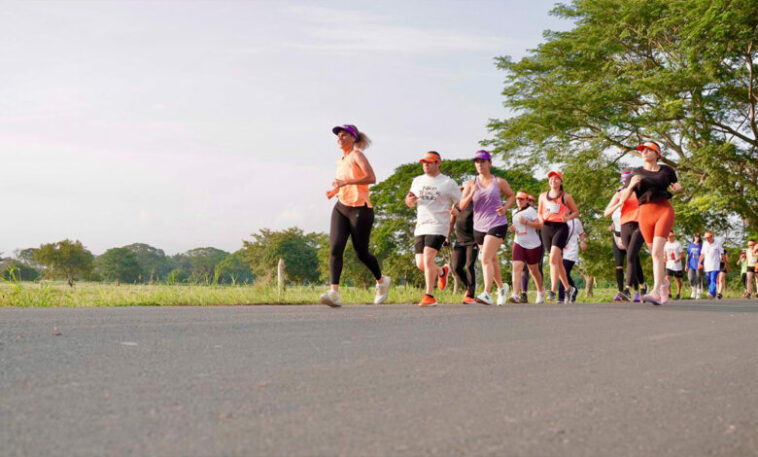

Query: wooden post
<box><xmin>277</xmin><ymin>258</ymin><xmax>286</xmax><ymax>302</ymax></box>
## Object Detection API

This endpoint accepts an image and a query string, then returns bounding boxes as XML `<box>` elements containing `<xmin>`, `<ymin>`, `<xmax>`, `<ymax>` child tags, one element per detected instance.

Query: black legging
<box><xmin>453</xmin><ymin>244</ymin><xmax>478</xmax><ymax>297</ymax></box>
<box><xmin>558</xmin><ymin>259</ymin><xmax>576</xmax><ymax>301</ymax></box>
<box><xmin>621</xmin><ymin>221</ymin><xmax>645</xmax><ymax>290</ymax></box>
<box><xmin>329</xmin><ymin>202</ymin><xmax>382</xmax><ymax>284</ymax></box>
<box><xmin>613</xmin><ymin>240</ymin><xmax>626</xmax><ymax>292</ymax></box>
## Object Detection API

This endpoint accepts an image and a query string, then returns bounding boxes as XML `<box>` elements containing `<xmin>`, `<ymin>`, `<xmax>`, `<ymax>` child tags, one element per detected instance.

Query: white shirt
<box><xmin>563</xmin><ymin>218</ymin><xmax>584</xmax><ymax>263</ymax></box>
<box><xmin>664</xmin><ymin>240</ymin><xmax>683</xmax><ymax>271</ymax></box>
<box><xmin>611</xmin><ymin>207</ymin><xmax>621</xmax><ymax>233</ymax></box>
<box><xmin>701</xmin><ymin>240</ymin><xmax>723</xmax><ymax>272</ymax></box>
<box><xmin>512</xmin><ymin>206</ymin><xmax>541</xmax><ymax>249</ymax></box>
<box><xmin>410</xmin><ymin>174</ymin><xmax>461</xmax><ymax>237</ymax></box>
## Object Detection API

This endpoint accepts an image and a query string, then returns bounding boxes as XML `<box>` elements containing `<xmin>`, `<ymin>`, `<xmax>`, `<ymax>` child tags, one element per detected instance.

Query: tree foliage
<box><xmin>241</xmin><ymin>227</ymin><xmax>321</xmax><ymax>284</ymax></box>
<box><xmin>215</xmin><ymin>250</ymin><xmax>255</xmax><ymax>284</ymax></box>
<box><xmin>123</xmin><ymin>243</ymin><xmax>171</xmax><ymax>283</ymax></box>
<box><xmin>488</xmin><ymin>0</ymin><xmax>758</xmax><ymax>237</ymax></box>
<box><xmin>33</xmin><ymin>239</ymin><xmax>94</xmax><ymax>286</ymax></box>
<box><xmin>93</xmin><ymin>247</ymin><xmax>142</xmax><ymax>284</ymax></box>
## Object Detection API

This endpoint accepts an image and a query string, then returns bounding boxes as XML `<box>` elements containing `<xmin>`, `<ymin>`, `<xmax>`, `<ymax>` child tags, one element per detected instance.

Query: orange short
<box><xmin>638</xmin><ymin>200</ymin><xmax>675</xmax><ymax>244</ymax></box>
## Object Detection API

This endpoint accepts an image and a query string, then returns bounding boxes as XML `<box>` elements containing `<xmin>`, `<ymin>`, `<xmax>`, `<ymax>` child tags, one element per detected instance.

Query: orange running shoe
<box><xmin>437</xmin><ymin>265</ymin><xmax>450</xmax><ymax>290</ymax></box>
<box><xmin>462</xmin><ymin>295</ymin><xmax>475</xmax><ymax>304</ymax></box>
<box><xmin>419</xmin><ymin>294</ymin><xmax>437</xmax><ymax>307</ymax></box>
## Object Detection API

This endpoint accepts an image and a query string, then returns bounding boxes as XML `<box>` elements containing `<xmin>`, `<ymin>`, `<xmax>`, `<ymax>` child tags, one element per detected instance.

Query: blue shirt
<box><xmin>687</xmin><ymin>242</ymin><xmax>702</xmax><ymax>270</ymax></box>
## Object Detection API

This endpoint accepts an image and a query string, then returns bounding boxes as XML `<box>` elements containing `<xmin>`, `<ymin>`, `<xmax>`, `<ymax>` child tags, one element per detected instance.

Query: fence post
<box><xmin>277</xmin><ymin>258</ymin><xmax>286</xmax><ymax>302</ymax></box>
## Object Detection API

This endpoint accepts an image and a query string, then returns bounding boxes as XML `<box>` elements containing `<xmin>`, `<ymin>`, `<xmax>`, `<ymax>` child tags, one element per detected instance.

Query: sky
<box><xmin>1</xmin><ymin>0</ymin><xmax>570</xmax><ymax>256</ymax></box>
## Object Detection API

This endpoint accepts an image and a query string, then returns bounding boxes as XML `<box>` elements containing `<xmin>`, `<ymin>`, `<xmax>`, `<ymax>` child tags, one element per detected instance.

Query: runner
<box><xmin>685</xmin><ymin>233</ymin><xmax>703</xmax><ymax>299</ymax></box>
<box><xmin>321</xmin><ymin>124</ymin><xmax>390</xmax><ymax>307</ymax></box>
<box><xmin>459</xmin><ymin>150</ymin><xmax>516</xmax><ymax>306</ymax></box>
<box><xmin>448</xmin><ymin>187</ymin><xmax>478</xmax><ymax>304</ymax></box>
<box><xmin>745</xmin><ymin>240</ymin><xmax>757</xmax><ymax>298</ymax></box>
<box><xmin>617</xmin><ymin>169</ymin><xmax>647</xmax><ymax>302</ymax></box>
<box><xmin>663</xmin><ymin>231</ymin><xmax>684</xmax><ymax>300</ymax></box>
<box><xmin>717</xmin><ymin>250</ymin><xmax>729</xmax><ymax>299</ymax></box>
<box><xmin>520</xmin><ymin>194</ymin><xmax>544</xmax><ymax>303</ymax></box>
<box><xmin>698</xmin><ymin>231</ymin><xmax>723</xmax><ymax>299</ymax></box>
<box><xmin>738</xmin><ymin>249</ymin><xmax>748</xmax><ymax>296</ymax></box>
<box><xmin>406</xmin><ymin>151</ymin><xmax>461</xmax><ymax>307</ymax></box>
<box><xmin>537</xmin><ymin>171</ymin><xmax>579</xmax><ymax>302</ymax></box>
<box><xmin>603</xmin><ymin>188</ymin><xmax>626</xmax><ymax>301</ymax></box>
<box><xmin>617</xmin><ymin>141</ymin><xmax>682</xmax><ymax>305</ymax></box>
<box><xmin>558</xmin><ymin>217</ymin><xmax>586</xmax><ymax>303</ymax></box>
<box><xmin>508</xmin><ymin>191</ymin><xmax>545</xmax><ymax>304</ymax></box>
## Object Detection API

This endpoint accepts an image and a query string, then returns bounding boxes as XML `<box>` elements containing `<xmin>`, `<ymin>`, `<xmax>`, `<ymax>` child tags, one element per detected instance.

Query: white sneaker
<box><xmin>319</xmin><ymin>290</ymin><xmax>341</xmax><ymax>307</ymax></box>
<box><xmin>695</xmin><ymin>287</ymin><xmax>702</xmax><ymax>300</ymax></box>
<box><xmin>374</xmin><ymin>276</ymin><xmax>391</xmax><ymax>304</ymax></box>
<box><xmin>535</xmin><ymin>291</ymin><xmax>545</xmax><ymax>304</ymax></box>
<box><xmin>496</xmin><ymin>284</ymin><xmax>510</xmax><ymax>306</ymax></box>
<box><xmin>690</xmin><ymin>288</ymin><xmax>696</xmax><ymax>299</ymax></box>
<box><xmin>475</xmin><ymin>291</ymin><xmax>494</xmax><ymax>305</ymax></box>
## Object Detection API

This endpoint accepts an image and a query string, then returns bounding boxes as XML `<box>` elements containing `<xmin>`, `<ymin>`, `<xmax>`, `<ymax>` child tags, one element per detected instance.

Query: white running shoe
<box><xmin>535</xmin><ymin>291</ymin><xmax>545</xmax><ymax>304</ymax></box>
<box><xmin>690</xmin><ymin>288</ymin><xmax>696</xmax><ymax>299</ymax></box>
<box><xmin>374</xmin><ymin>276</ymin><xmax>391</xmax><ymax>304</ymax></box>
<box><xmin>475</xmin><ymin>291</ymin><xmax>494</xmax><ymax>305</ymax></box>
<box><xmin>496</xmin><ymin>284</ymin><xmax>510</xmax><ymax>306</ymax></box>
<box><xmin>319</xmin><ymin>290</ymin><xmax>341</xmax><ymax>307</ymax></box>
<box><xmin>695</xmin><ymin>287</ymin><xmax>702</xmax><ymax>300</ymax></box>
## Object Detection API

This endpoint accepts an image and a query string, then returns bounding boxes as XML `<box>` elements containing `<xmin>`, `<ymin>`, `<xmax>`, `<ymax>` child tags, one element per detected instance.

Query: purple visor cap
<box><xmin>620</xmin><ymin>171</ymin><xmax>632</xmax><ymax>183</ymax></box>
<box><xmin>332</xmin><ymin>125</ymin><xmax>359</xmax><ymax>141</ymax></box>
<box><xmin>473</xmin><ymin>150</ymin><xmax>491</xmax><ymax>161</ymax></box>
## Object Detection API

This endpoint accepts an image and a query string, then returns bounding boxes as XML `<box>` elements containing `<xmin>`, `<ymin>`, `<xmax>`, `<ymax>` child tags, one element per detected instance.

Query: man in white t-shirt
<box><xmin>508</xmin><ymin>191</ymin><xmax>544</xmax><ymax>304</ymax></box>
<box><xmin>663</xmin><ymin>231</ymin><xmax>684</xmax><ymax>300</ymax></box>
<box><xmin>406</xmin><ymin>151</ymin><xmax>462</xmax><ymax>307</ymax></box>
<box><xmin>559</xmin><ymin>217</ymin><xmax>586</xmax><ymax>303</ymax></box>
<box><xmin>698</xmin><ymin>231</ymin><xmax>723</xmax><ymax>299</ymax></box>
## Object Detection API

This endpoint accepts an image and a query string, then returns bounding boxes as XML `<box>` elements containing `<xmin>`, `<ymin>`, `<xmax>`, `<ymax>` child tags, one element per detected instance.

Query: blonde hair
<box><xmin>355</xmin><ymin>131</ymin><xmax>371</xmax><ymax>151</ymax></box>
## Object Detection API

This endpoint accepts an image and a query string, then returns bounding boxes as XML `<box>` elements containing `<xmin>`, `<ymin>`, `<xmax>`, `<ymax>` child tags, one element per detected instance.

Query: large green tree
<box><xmin>122</xmin><ymin>243</ymin><xmax>171</xmax><ymax>283</ymax></box>
<box><xmin>241</xmin><ymin>227</ymin><xmax>321</xmax><ymax>285</ymax></box>
<box><xmin>215</xmin><ymin>250</ymin><xmax>255</xmax><ymax>284</ymax></box>
<box><xmin>94</xmin><ymin>247</ymin><xmax>142</xmax><ymax>284</ymax></box>
<box><xmin>34</xmin><ymin>239</ymin><xmax>94</xmax><ymax>286</ymax></box>
<box><xmin>488</xmin><ymin>0</ymin><xmax>758</xmax><ymax>237</ymax></box>
<box><xmin>184</xmin><ymin>247</ymin><xmax>229</xmax><ymax>284</ymax></box>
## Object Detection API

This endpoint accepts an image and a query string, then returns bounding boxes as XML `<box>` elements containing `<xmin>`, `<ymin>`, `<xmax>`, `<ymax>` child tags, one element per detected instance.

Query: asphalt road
<box><xmin>2</xmin><ymin>300</ymin><xmax>758</xmax><ymax>457</ymax></box>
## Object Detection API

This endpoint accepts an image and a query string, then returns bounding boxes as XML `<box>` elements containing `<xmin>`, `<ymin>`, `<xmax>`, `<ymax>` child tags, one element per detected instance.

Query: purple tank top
<box><xmin>472</xmin><ymin>176</ymin><xmax>508</xmax><ymax>232</ymax></box>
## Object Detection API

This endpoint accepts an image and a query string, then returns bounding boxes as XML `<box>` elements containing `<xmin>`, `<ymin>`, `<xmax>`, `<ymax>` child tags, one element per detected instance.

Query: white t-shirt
<box><xmin>612</xmin><ymin>207</ymin><xmax>621</xmax><ymax>233</ymax></box>
<box><xmin>511</xmin><ymin>206</ymin><xmax>541</xmax><ymax>249</ymax></box>
<box><xmin>563</xmin><ymin>218</ymin><xmax>584</xmax><ymax>262</ymax></box>
<box><xmin>701</xmin><ymin>240</ymin><xmax>723</xmax><ymax>272</ymax></box>
<box><xmin>410</xmin><ymin>173</ymin><xmax>462</xmax><ymax>237</ymax></box>
<box><xmin>664</xmin><ymin>241</ymin><xmax>683</xmax><ymax>271</ymax></box>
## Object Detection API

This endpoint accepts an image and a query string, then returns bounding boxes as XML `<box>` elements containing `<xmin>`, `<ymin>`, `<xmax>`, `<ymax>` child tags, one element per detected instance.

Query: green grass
<box><xmin>0</xmin><ymin>280</ymin><xmax>749</xmax><ymax>307</ymax></box>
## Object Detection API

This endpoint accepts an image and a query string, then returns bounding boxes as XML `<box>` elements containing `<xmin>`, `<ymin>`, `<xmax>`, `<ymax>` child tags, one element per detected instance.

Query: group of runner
<box><xmin>319</xmin><ymin>125</ymin><xmax>752</xmax><ymax>308</ymax></box>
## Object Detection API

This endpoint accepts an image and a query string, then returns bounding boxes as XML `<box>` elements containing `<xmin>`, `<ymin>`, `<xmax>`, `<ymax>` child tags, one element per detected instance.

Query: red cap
<box><xmin>547</xmin><ymin>171</ymin><xmax>562</xmax><ymax>180</ymax></box>
<box><xmin>419</xmin><ymin>151</ymin><xmax>441</xmax><ymax>163</ymax></box>
<box><xmin>636</xmin><ymin>141</ymin><xmax>661</xmax><ymax>157</ymax></box>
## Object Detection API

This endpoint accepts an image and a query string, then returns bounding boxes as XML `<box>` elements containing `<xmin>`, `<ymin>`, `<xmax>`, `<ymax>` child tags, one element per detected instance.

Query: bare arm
<box><xmin>333</xmin><ymin>151</ymin><xmax>376</xmax><ymax>187</ymax></box>
<box><xmin>459</xmin><ymin>180</ymin><xmax>476</xmax><ymax>209</ymax></box>
<box><xmin>498</xmin><ymin>178</ymin><xmax>516</xmax><ymax>211</ymax></box>
<box><xmin>564</xmin><ymin>193</ymin><xmax>579</xmax><ymax>221</ymax></box>
<box><xmin>603</xmin><ymin>193</ymin><xmax>622</xmax><ymax>218</ymax></box>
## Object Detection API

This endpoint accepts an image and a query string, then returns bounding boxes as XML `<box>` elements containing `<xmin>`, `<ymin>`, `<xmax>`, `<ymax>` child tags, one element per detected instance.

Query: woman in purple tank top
<box><xmin>459</xmin><ymin>150</ymin><xmax>515</xmax><ymax>305</ymax></box>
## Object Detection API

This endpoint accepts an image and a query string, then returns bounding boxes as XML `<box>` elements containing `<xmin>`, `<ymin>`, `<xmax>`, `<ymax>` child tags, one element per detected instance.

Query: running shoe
<box><xmin>319</xmin><ymin>290</ymin><xmax>341</xmax><ymax>308</ymax></box>
<box><xmin>691</xmin><ymin>289</ymin><xmax>697</xmax><ymax>299</ymax></box>
<box><xmin>475</xmin><ymin>291</ymin><xmax>494</xmax><ymax>305</ymax></box>
<box><xmin>633</xmin><ymin>291</ymin><xmax>641</xmax><ymax>303</ymax></box>
<box><xmin>462</xmin><ymin>295</ymin><xmax>475</xmax><ymax>304</ymax></box>
<box><xmin>437</xmin><ymin>265</ymin><xmax>450</xmax><ymax>291</ymax></box>
<box><xmin>535</xmin><ymin>291</ymin><xmax>545</xmax><ymax>304</ymax></box>
<box><xmin>520</xmin><ymin>292</ymin><xmax>528</xmax><ymax>303</ymax></box>
<box><xmin>374</xmin><ymin>276</ymin><xmax>391</xmax><ymax>304</ymax></box>
<box><xmin>496</xmin><ymin>284</ymin><xmax>509</xmax><ymax>306</ymax></box>
<box><xmin>508</xmin><ymin>294</ymin><xmax>521</xmax><ymax>304</ymax></box>
<box><xmin>742</xmin><ymin>291</ymin><xmax>750</xmax><ymax>299</ymax></box>
<box><xmin>717</xmin><ymin>293</ymin><xmax>723</xmax><ymax>300</ymax></box>
<box><xmin>643</xmin><ymin>291</ymin><xmax>663</xmax><ymax>306</ymax></box>
<box><xmin>660</xmin><ymin>279</ymin><xmax>671</xmax><ymax>305</ymax></box>
<box><xmin>565</xmin><ymin>287</ymin><xmax>576</xmax><ymax>304</ymax></box>
<box><xmin>546</xmin><ymin>290</ymin><xmax>557</xmax><ymax>302</ymax></box>
<box><xmin>613</xmin><ymin>292</ymin><xmax>623</xmax><ymax>302</ymax></box>
<box><xmin>419</xmin><ymin>294</ymin><xmax>437</xmax><ymax>307</ymax></box>
<box><xmin>675</xmin><ymin>293</ymin><xmax>680</xmax><ymax>300</ymax></box>
<box><xmin>571</xmin><ymin>287</ymin><xmax>579</xmax><ymax>303</ymax></box>
<box><xmin>617</xmin><ymin>289</ymin><xmax>631</xmax><ymax>302</ymax></box>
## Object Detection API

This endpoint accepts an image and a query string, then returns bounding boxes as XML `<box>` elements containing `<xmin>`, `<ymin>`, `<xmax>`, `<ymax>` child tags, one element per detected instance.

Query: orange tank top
<box><xmin>539</xmin><ymin>191</ymin><xmax>569</xmax><ymax>223</ymax></box>
<box><xmin>620</xmin><ymin>193</ymin><xmax>640</xmax><ymax>225</ymax></box>
<box><xmin>336</xmin><ymin>150</ymin><xmax>372</xmax><ymax>207</ymax></box>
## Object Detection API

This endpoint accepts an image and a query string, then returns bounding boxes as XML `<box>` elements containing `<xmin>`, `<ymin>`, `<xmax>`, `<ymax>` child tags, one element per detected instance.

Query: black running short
<box><xmin>414</xmin><ymin>235</ymin><xmax>446</xmax><ymax>254</ymax></box>
<box><xmin>473</xmin><ymin>223</ymin><xmax>509</xmax><ymax>246</ymax></box>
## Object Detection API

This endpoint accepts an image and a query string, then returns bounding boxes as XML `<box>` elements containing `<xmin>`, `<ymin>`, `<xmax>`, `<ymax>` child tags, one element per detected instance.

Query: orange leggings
<box><xmin>638</xmin><ymin>200</ymin><xmax>675</xmax><ymax>244</ymax></box>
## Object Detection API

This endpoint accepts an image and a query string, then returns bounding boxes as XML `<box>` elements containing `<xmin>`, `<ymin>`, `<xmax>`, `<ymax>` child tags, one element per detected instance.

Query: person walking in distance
<box><xmin>558</xmin><ymin>216</ymin><xmax>586</xmax><ymax>303</ymax></box>
<box><xmin>520</xmin><ymin>194</ymin><xmax>544</xmax><ymax>302</ymax></box>
<box><xmin>537</xmin><ymin>171</ymin><xmax>579</xmax><ymax>302</ymax></box>
<box><xmin>321</xmin><ymin>124</ymin><xmax>390</xmax><ymax>307</ymax></box>
<box><xmin>508</xmin><ymin>191</ymin><xmax>545</xmax><ymax>304</ymax></box>
<box><xmin>459</xmin><ymin>150</ymin><xmax>516</xmax><ymax>306</ymax></box>
<box><xmin>406</xmin><ymin>151</ymin><xmax>461</xmax><ymax>307</ymax></box>
<box><xmin>698</xmin><ymin>231</ymin><xmax>723</xmax><ymax>299</ymax></box>
<box><xmin>663</xmin><ymin>231</ymin><xmax>684</xmax><ymax>300</ymax></box>
<box><xmin>717</xmin><ymin>250</ymin><xmax>729</xmax><ymax>299</ymax></box>
<box><xmin>448</xmin><ymin>186</ymin><xmax>478</xmax><ymax>304</ymax></box>
<box><xmin>686</xmin><ymin>233</ymin><xmax>704</xmax><ymax>299</ymax></box>
<box><xmin>744</xmin><ymin>240</ymin><xmax>757</xmax><ymax>298</ymax></box>
<box><xmin>617</xmin><ymin>141</ymin><xmax>682</xmax><ymax>305</ymax></box>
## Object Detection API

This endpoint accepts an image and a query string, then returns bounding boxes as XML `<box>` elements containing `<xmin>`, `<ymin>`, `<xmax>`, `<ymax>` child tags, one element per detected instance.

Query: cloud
<box><xmin>281</xmin><ymin>6</ymin><xmax>505</xmax><ymax>54</ymax></box>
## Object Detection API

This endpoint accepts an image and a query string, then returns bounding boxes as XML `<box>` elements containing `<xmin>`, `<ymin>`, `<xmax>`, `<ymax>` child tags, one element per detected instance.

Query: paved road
<box><xmin>2</xmin><ymin>300</ymin><xmax>757</xmax><ymax>457</ymax></box>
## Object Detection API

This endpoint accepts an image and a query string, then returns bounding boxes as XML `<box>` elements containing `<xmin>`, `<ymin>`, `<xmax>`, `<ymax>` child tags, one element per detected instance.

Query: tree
<box><xmin>215</xmin><ymin>250</ymin><xmax>255</xmax><ymax>284</ymax></box>
<box><xmin>0</xmin><ymin>259</ymin><xmax>40</xmax><ymax>281</ymax></box>
<box><xmin>184</xmin><ymin>247</ymin><xmax>229</xmax><ymax>284</ymax></box>
<box><xmin>241</xmin><ymin>227</ymin><xmax>321</xmax><ymax>285</ymax></box>
<box><xmin>488</xmin><ymin>0</ymin><xmax>758</xmax><ymax>238</ymax></box>
<box><xmin>122</xmin><ymin>243</ymin><xmax>171</xmax><ymax>283</ymax></box>
<box><xmin>94</xmin><ymin>247</ymin><xmax>142</xmax><ymax>284</ymax></box>
<box><xmin>34</xmin><ymin>239</ymin><xmax>94</xmax><ymax>286</ymax></box>
<box><xmin>14</xmin><ymin>248</ymin><xmax>43</xmax><ymax>271</ymax></box>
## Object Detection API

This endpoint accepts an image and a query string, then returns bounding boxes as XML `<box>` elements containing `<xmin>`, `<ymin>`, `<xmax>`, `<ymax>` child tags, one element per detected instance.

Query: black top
<box><xmin>454</xmin><ymin>204</ymin><xmax>475</xmax><ymax>247</ymax></box>
<box><xmin>632</xmin><ymin>165</ymin><xmax>678</xmax><ymax>204</ymax></box>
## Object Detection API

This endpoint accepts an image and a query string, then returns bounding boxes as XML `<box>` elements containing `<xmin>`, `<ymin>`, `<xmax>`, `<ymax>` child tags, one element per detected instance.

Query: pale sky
<box><xmin>1</xmin><ymin>0</ymin><xmax>568</xmax><ymax>256</ymax></box>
